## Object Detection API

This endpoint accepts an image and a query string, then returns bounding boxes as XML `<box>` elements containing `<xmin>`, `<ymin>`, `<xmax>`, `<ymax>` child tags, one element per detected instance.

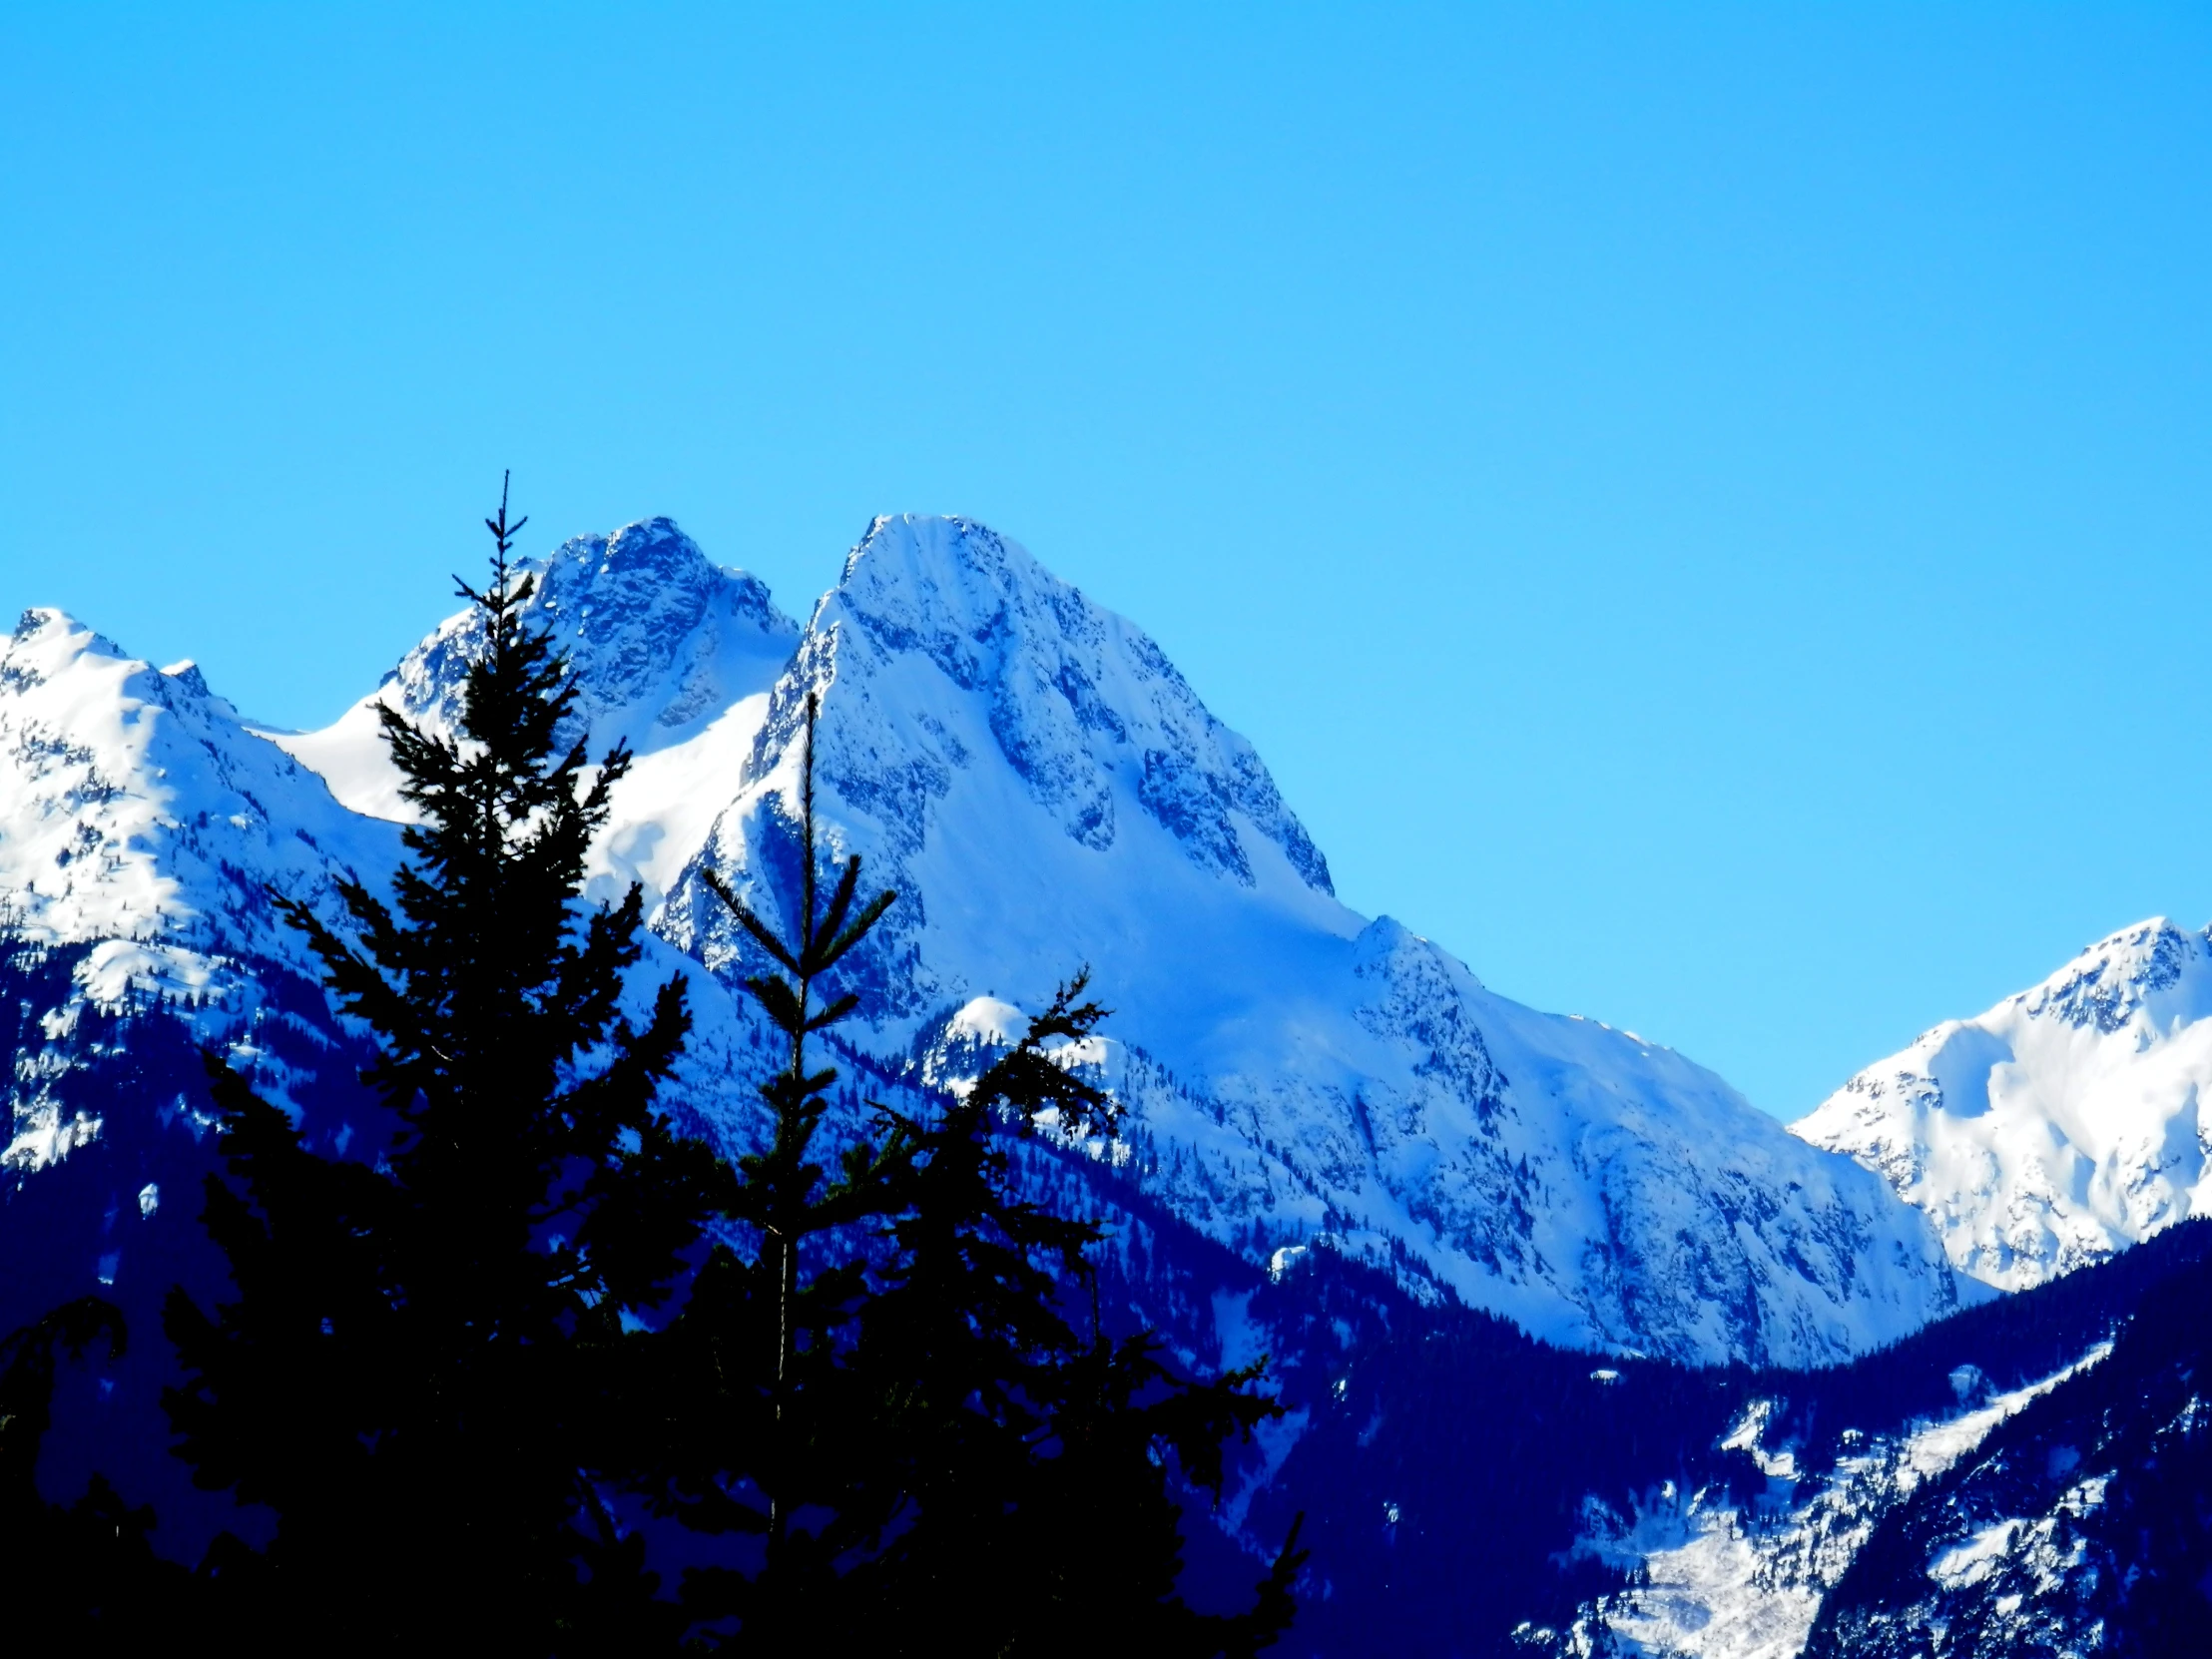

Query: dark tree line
<box><xmin>2</xmin><ymin>483</ymin><xmax>1303</xmax><ymax>1654</ymax></box>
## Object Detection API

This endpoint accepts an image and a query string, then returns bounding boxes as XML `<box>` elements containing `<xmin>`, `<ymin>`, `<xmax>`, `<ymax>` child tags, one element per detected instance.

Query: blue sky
<box><xmin>3</xmin><ymin>4</ymin><xmax>2207</xmax><ymax>1117</ymax></box>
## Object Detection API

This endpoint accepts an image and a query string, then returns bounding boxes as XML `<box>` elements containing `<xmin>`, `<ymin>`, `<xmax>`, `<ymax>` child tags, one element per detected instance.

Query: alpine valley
<box><xmin>6</xmin><ymin>514</ymin><xmax>2207</xmax><ymax>1654</ymax></box>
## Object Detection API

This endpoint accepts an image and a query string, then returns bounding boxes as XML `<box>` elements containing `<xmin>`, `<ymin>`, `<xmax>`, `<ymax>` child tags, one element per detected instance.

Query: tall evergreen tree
<box><xmin>862</xmin><ymin>981</ymin><xmax>1307</xmax><ymax>1656</ymax></box>
<box><xmin>663</xmin><ymin>700</ymin><xmax>1308</xmax><ymax>1654</ymax></box>
<box><xmin>645</xmin><ymin>696</ymin><xmax>919</xmax><ymax>1641</ymax></box>
<box><xmin>165</xmin><ymin>478</ymin><xmax>725</xmax><ymax>1651</ymax></box>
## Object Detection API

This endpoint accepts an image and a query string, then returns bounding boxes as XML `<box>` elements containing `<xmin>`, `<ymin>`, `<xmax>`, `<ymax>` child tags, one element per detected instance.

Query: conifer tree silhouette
<box><xmin>165</xmin><ymin>476</ymin><xmax>724</xmax><ymax>1652</ymax></box>
<box><xmin>666</xmin><ymin>697</ymin><xmax>1307</xmax><ymax>1654</ymax></box>
<box><xmin>852</xmin><ymin>977</ymin><xmax>1309</xmax><ymax>1656</ymax></box>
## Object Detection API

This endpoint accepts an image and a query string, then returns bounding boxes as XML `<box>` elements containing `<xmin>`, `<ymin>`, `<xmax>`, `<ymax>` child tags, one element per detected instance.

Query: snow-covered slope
<box><xmin>1794</xmin><ymin>919</ymin><xmax>2212</xmax><ymax>1292</ymax></box>
<box><xmin>0</xmin><ymin>608</ymin><xmax>404</xmax><ymax>1171</ymax></box>
<box><xmin>285</xmin><ymin>511</ymin><xmax>1964</xmax><ymax>1366</ymax></box>
<box><xmin>1799</xmin><ymin>1231</ymin><xmax>2212</xmax><ymax>1658</ymax></box>
<box><xmin>0</xmin><ymin>608</ymin><xmax>395</xmax><ymax>970</ymax></box>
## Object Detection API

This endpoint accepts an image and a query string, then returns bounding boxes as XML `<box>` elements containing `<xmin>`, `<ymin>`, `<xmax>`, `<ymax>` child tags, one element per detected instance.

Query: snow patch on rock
<box><xmin>1543</xmin><ymin>1343</ymin><xmax>2110</xmax><ymax>1658</ymax></box>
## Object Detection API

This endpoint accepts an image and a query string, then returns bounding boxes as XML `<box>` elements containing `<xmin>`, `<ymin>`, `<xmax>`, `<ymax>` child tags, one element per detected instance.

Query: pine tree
<box><xmin>164</xmin><ymin>478</ymin><xmax>725</xmax><ymax>1651</ymax></box>
<box><xmin>641</xmin><ymin>692</ymin><xmax>917</xmax><ymax>1643</ymax></box>
<box><xmin>852</xmin><ymin>978</ymin><xmax>1308</xmax><ymax>1656</ymax></box>
<box><xmin>661</xmin><ymin>699</ymin><xmax>1307</xmax><ymax>1653</ymax></box>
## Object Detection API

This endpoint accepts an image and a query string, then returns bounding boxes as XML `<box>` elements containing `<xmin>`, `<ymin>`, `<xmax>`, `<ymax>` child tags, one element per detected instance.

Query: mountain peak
<box><xmin>12</xmin><ymin>606</ymin><xmax>122</xmax><ymax>663</ymax></box>
<box><xmin>813</xmin><ymin>513</ymin><xmax>1334</xmax><ymax>895</ymax></box>
<box><xmin>1797</xmin><ymin>912</ymin><xmax>2212</xmax><ymax>1291</ymax></box>
<box><xmin>835</xmin><ymin>513</ymin><xmax>1053</xmax><ymax>631</ymax></box>
<box><xmin>275</xmin><ymin>517</ymin><xmax>802</xmax><ymax>844</ymax></box>
<box><xmin>258</xmin><ymin>511</ymin><xmax>1966</xmax><ymax>1366</ymax></box>
<box><xmin>160</xmin><ymin>660</ymin><xmax>211</xmax><ymax>698</ymax></box>
<box><xmin>395</xmin><ymin>515</ymin><xmax>799</xmax><ymax>757</ymax></box>
<box><xmin>0</xmin><ymin>610</ymin><xmax>392</xmax><ymax>979</ymax></box>
<box><xmin>648</xmin><ymin>516</ymin><xmax>1962</xmax><ymax>1366</ymax></box>
<box><xmin>2015</xmin><ymin>917</ymin><xmax>2210</xmax><ymax>1034</ymax></box>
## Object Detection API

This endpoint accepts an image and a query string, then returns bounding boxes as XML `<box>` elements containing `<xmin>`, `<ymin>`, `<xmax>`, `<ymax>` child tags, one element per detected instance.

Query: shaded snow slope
<box><xmin>1794</xmin><ymin>918</ymin><xmax>2212</xmax><ymax>1292</ymax></box>
<box><xmin>292</xmin><ymin>511</ymin><xmax>1962</xmax><ymax>1367</ymax></box>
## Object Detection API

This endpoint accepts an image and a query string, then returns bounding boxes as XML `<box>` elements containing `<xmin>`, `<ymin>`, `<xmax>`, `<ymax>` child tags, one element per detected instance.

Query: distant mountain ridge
<box><xmin>267</xmin><ymin>512</ymin><xmax>1965</xmax><ymax>1366</ymax></box>
<box><xmin>1794</xmin><ymin>917</ymin><xmax>2212</xmax><ymax>1292</ymax></box>
<box><xmin>0</xmin><ymin>608</ymin><xmax>400</xmax><ymax>1173</ymax></box>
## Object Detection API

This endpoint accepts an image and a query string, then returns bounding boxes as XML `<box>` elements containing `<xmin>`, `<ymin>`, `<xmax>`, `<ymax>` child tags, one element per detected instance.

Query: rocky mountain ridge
<box><xmin>270</xmin><ymin>512</ymin><xmax>1966</xmax><ymax>1366</ymax></box>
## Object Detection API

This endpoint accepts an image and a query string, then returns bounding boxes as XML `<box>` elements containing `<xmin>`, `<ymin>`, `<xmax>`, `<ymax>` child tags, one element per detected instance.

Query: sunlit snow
<box><xmin>1796</xmin><ymin>917</ymin><xmax>2212</xmax><ymax>1290</ymax></box>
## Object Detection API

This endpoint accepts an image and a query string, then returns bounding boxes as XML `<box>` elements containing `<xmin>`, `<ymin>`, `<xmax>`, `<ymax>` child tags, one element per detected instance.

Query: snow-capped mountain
<box><xmin>15</xmin><ymin>512</ymin><xmax>2212</xmax><ymax>1650</ymax></box>
<box><xmin>276</xmin><ymin>512</ymin><xmax>1965</xmax><ymax>1366</ymax></box>
<box><xmin>0</xmin><ymin>608</ymin><xmax>402</xmax><ymax>1172</ymax></box>
<box><xmin>0</xmin><ymin>582</ymin><xmax>780</xmax><ymax>1276</ymax></box>
<box><xmin>271</xmin><ymin>515</ymin><xmax>801</xmax><ymax>912</ymax></box>
<box><xmin>0</xmin><ymin>608</ymin><xmax>395</xmax><ymax>981</ymax></box>
<box><xmin>1794</xmin><ymin>918</ymin><xmax>2212</xmax><ymax>1293</ymax></box>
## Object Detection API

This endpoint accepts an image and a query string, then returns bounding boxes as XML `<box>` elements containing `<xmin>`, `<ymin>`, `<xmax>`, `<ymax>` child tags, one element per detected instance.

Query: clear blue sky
<box><xmin>4</xmin><ymin>4</ymin><xmax>2207</xmax><ymax>1117</ymax></box>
